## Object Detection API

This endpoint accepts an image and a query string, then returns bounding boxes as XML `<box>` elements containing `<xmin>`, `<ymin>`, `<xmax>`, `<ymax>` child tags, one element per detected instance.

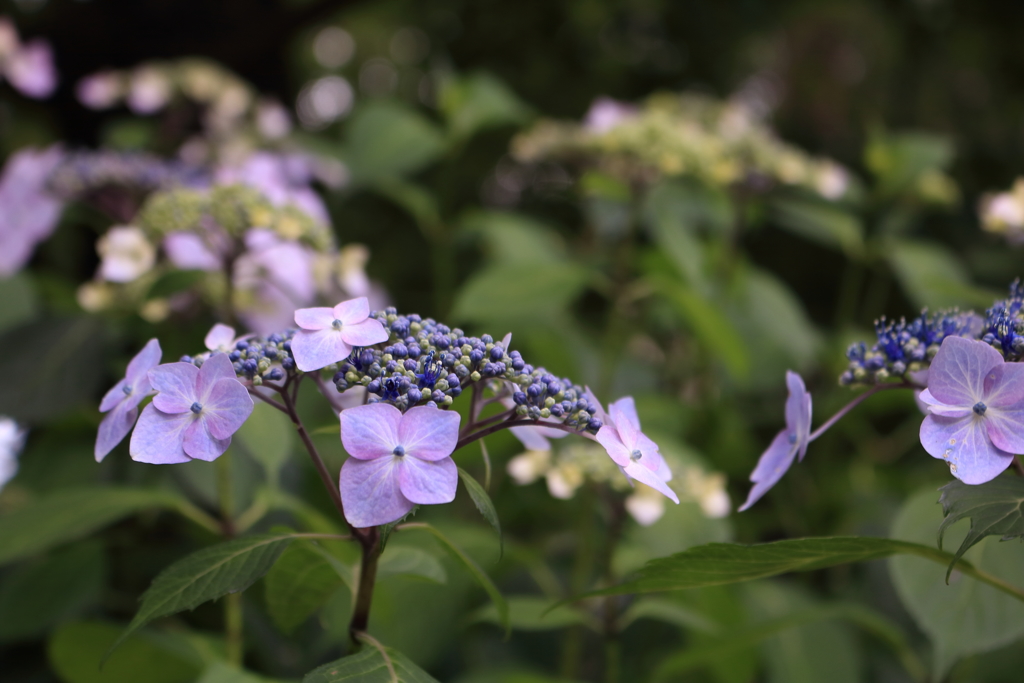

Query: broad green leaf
<box><xmin>439</xmin><ymin>71</ymin><xmax>531</xmax><ymax>141</ymax></box>
<box><xmin>462</xmin><ymin>210</ymin><xmax>566</xmax><ymax>264</ymax></box>
<box><xmin>112</xmin><ymin>534</ymin><xmax>296</xmax><ymax>654</ymax></box>
<box><xmin>452</xmin><ymin>263</ymin><xmax>591</xmax><ymax>325</ymax></box>
<box><xmin>0</xmin><ymin>487</ymin><xmax>188</xmax><ymax>567</ymax></box>
<box><xmin>235</xmin><ymin>402</ymin><xmax>294</xmax><ymax>488</ymax></box>
<box><xmin>401</xmin><ymin>522</ymin><xmax>509</xmax><ymax>635</ymax></box>
<box><xmin>618</xmin><ymin>598</ymin><xmax>718</xmax><ymax>634</ymax></box>
<box><xmin>473</xmin><ymin>596</ymin><xmax>594</xmax><ymax>632</ymax></box>
<box><xmin>771</xmin><ymin>198</ymin><xmax>864</xmax><ymax>258</ymax></box>
<box><xmin>264</xmin><ymin>541</ymin><xmax>349</xmax><ymax>634</ymax></box>
<box><xmin>378</xmin><ymin>546</ymin><xmax>447</xmax><ymax>584</ymax></box>
<box><xmin>890</xmin><ymin>488</ymin><xmax>1024</xmax><ymax>677</ymax></box>
<box><xmin>937</xmin><ymin>476</ymin><xmax>1024</xmax><ymax>573</ymax></box>
<box><xmin>865</xmin><ymin>130</ymin><xmax>954</xmax><ymax>196</ymax></box>
<box><xmin>886</xmin><ymin>239</ymin><xmax>995</xmax><ymax>310</ymax></box>
<box><xmin>373</xmin><ymin>179</ymin><xmax>442</xmax><ymax>238</ymax></box>
<box><xmin>304</xmin><ymin>645</ymin><xmax>439</xmax><ymax>683</ymax></box>
<box><xmin>0</xmin><ymin>316</ymin><xmax>106</xmax><ymax>421</ymax></box>
<box><xmin>197</xmin><ymin>661</ymin><xmax>287</xmax><ymax>683</ymax></box>
<box><xmin>457</xmin><ymin>467</ymin><xmax>502</xmax><ymax>553</ymax></box>
<box><xmin>0</xmin><ymin>541</ymin><xmax>106</xmax><ymax>642</ymax></box>
<box><xmin>0</xmin><ymin>273</ymin><xmax>38</xmax><ymax>333</ymax></box>
<box><xmin>343</xmin><ymin>101</ymin><xmax>445</xmax><ymax>183</ymax></box>
<box><xmin>569</xmin><ymin>536</ymin><xmax>1024</xmax><ymax>603</ymax></box>
<box><xmin>48</xmin><ymin>620</ymin><xmax>203</xmax><ymax>683</ymax></box>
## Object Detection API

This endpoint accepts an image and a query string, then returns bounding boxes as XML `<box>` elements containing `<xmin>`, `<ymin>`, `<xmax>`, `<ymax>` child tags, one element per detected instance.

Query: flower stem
<box><xmin>456</xmin><ymin>417</ymin><xmax>595</xmax><ymax>452</ymax></box>
<box><xmin>216</xmin><ymin>452</ymin><xmax>243</xmax><ymax>667</ymax></box>
<box><xmin>349</xmin><ymin>527</ymin><xmax>381</xmax><ymax>642</ymax></box>
<box><xmin>808</xmin><ymin>382</ymin><xmax>913</xmax><ymax>443</ymax></box>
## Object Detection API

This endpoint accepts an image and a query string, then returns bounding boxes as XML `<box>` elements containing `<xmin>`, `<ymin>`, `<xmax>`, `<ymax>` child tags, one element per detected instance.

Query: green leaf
<box><xmin>378</xmin><ymin>546</ymin><xmax>447</xmax><ymax>584</ymax></box>
<box><xmin>457</xmin><ymin>467</ymin><xmax>502</xmax><ymax>554</ymax></box>
<box><xmin>111</xmin><ymin>534</ymin><xmax>296</xmax><ymax>655</ymax></box>
<box><xmin>342</xmin><ymin>101</ymin><xmax>446</xmax><ymax>183</ymax></box>
<box><xmin>0</xmin><ymin>541</ymin><xmax>106</xmax><ymax>642</ymax></box>
<box><xmin>264</xmin><ymin>541</ymin><xmax>350</xmax><ymax>634</ymax></box>
<box><xmin>379</xmin><ymin>506</ymin><xmax>418</xmax><ymax>553</ymax></box>
<box><xmin>304</xmin><ymin>646</ymin><xmax>439</xmax><ymax>683</ymax></box>
<box><xmin>618</xmin><ymin>597</ymin><xmax>718</xmax><ymax>634</ymax></box>
<box><xmin>48</xmin><ymin>620</ymin><xmax>203</xmax><ymax>683</ymax></box>
<box><xmin>0</xmin><ymin>316</ymin><xmax>106</xmax><ymax>421</ymax></box>
<box><xmin>890</xmin><ymin>488</ymin><xmax>1024</xmax><ymax>677</ymax></box>
<box><xmin>473</xmin><ymin>596</ymin><xmax>594</xmax><ymax>632</ymax></box>
<box><xmin>886</xmin><ymin>239</ymin><xmax>995</xmax><ymax>309</ymax></box>
<box><xmin>0</xmin><ymin>273</ymin><xmax>38</xmax><ymax>334</ymax></box>
<box><xmin>198</xmin><ymin>661</ymin><xmax>288</xmax><ymax>683</ymax></box>
<box><xmin>568</xmin><ymin>535</ymin><xmax>1024</xmax><ymax>603</ymax></box>
<box><xmin>771</xmin><ymin>197</ymin><xmax>864</xmax><ymax>258</ymax></box>
<box><xmin>439</xmin><ymin>71</ymin><xmax>532</xmax><ymax>141</ymax></box>
<box><xmin>865</xmin><ymin>130</ymin><xmax>954</xmax><ymax>196</ymax></box>
<box><xmin>0</xmin><ymin>487</ymin><xmax>188</xmax><ymax>567</ymax></box>
<box><xmin>234</xmin><ymin>402</ymin><xmax>294</xmax><ymax>488</ymax></box>
<box><xmin>461</xmin><ymin>210</ymin><xmax>566</xmax><ymax>265</ymax></box>
<box><xmin>373</xmin><ymin>179</ymin><xmax>442</xmax><ymax>237</ymax></box>
<box><xmin>401</xmin><ymin>523</ymin><xmax>509</xmax><ymax>635</ymax></box>
<box><xmin>938</xmin><ymin>477</ymin><xmax>1024</xmax><ymax>574</ymax></box>
<box><xmin>452</xmin><ymin>262</ymin><xmax>591</xmax><ymax>325</ymax></box>
<box><xmin>146</xmin><ymin>269</ymin><xmax>208</xmax><ymax>300</ymax></box>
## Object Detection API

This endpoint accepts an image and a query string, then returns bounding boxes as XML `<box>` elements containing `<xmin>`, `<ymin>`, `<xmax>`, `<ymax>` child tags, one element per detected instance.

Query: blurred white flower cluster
<box><xmin>980</xmin><ymin>177</ymin><xmax>1024</xmax><ymax>245</ymax></box>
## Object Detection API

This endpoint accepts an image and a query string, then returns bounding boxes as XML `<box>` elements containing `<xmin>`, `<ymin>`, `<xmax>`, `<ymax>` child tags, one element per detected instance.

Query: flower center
<box><xmin>788</xmin><ymin>432</ymin><xmax>797</xmax><ymax>445</ymax></box>
<box><xmin>393</xmin><ymin>445</ymin><xmax>406</xmax><ymax>457</ymax></box>
<box><xmin>122</xmin><ymin>384</ymin><xmax>133</xmax><ymax>396</ymax></box>
<box><xmin>630</xmin><ymin>449</ymin><xmax>643</xmax><ymax>461</ymax></box>
<box><xmin>190</xmin><ymin>401</ymin><xmax>203</xmax><ymax>414</ymax></box>
<box><xmin>973</xmin><ymin>402</ymin><xmax>988</xmax><ymax>416</ymax></box>
<box><xmin>332</xmin><ymin>319</ymin><xmax>344</xmax><ymax>330</ymax></box>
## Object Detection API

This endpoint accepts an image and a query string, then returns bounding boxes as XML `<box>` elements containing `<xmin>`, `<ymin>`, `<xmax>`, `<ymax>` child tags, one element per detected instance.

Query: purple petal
<box><xmin>99</xmin><ymin>379</ymin><xmax>129</xmax><ymax>413</ymax></box>
<box><xmin>340</xmin><ymin>456</ymin><xmax>412</xmax><ymax>528</ymax></box>
<box><xmin>509</xmin><ymin>425</ymin><xmax>552</xmax><ymax>451</ymax></box>
<box><xmin>291</xmin><ymin>328</ymin><xmax>352</xmax><ymax>372</ymax></box>
<box><xmin>918</xmin><ymin>388</ymin><xmax>972</xmax><ymax>418</ymax></box>
<box><xmin>125</xmin><ymin>338</ymin><xmax>163</xmax><ymax>386</ymax></box>
<box><xmin>162</xmin><ymin>232</ymin><xmax>222</xmax><ymax>271</ymax></box>
<box><xmin>608</xmin><ymin>397</ymin><xmax>640</xmax><ymax>428</ymax></box>
<box><xmin>984</xmin><ymin>362</ymin><xmax>1024</xmax><ymax>408</ymax></box>
<box><xmin>622</xmin><ymin>460</ymin><xmax>680</xmax><ymax>504</ymax></box>
<box><xmin>397</xmin><ymin>407</ymin><xmax>460</xmax><ymax>461</ymax></box>
<box><xmin>595</xmin><ymin>425</ymin><xmax>631</xmax><ymax>467</ymax></box>
<box><xmin>340</xmin><ymin>318</ymin><xmax>389</xmax><ymax>347</ymax></box>
<box><xmin>333</xmin><ymin>297</ymin><xmax>370</xmax><ymax>325</ymax></box>
<box><xmin>984</xmin><ymin>407</ymin><xmax>1024</xmax><ymax>454</ymax></box>
<box><xmin>583</xmin><ymin>387</ymin><xmax>607</xmax><ymax>421</ymax></box>
<box><xmin>920</xmin><ymin>414</ymin><xmax>1014</xmax><ymax>484</ymax></box>
<box><xmin>6</xmin><ymin>40</ymin><xmax>57</xmax><ymax>99</ymax></box>
<box><xmin>294</xmin><ymin>306</ymin><xmax>336</xmax><ymax>330</ymax></box>
<box><xmin>397</xmin><ymin>455</ymin><xmax>457</xmax><ymax>504</ymax></box>
<box><xmin>183</xmin><ymin>418</ymin><xmax>231</xmax><ymax>461</ymax></box>
<box><xmin>203</xmin><ymin>378</ymin><xmax>254</xmax><ymax>439</ymax></box>
<box><xmin>149</xmin><ymin>363</ymin><xmax>199</xmax><ymax>414</ymax></box>
<box><xmin>204</xmin><ymin>324</ymin><xmax>236</xmax><ymax>352</ymax></box>
<box><xmin>784</xmin><ymin>371</ymin><xmax>812</xmax><ymax>459</ymax></box>
<box><xmin>196</xmin><ymin>353</ymin><xmax>236</xmax><ymax>401</ymax></box>
<box><xmin>340</xmin><ymin>403</ymin><xmax>401</xmax><ymax>460</ymax></box>
<box><xmin>95</xmin><ymin>403</ymin><xmax>138</xmax><ymax>462</ymax></box>
<box><xmin>609</xmin><ymin>403</ymin><xmax>641</xmax><ymax>451</ymax></box>
<box><xmin>738</xmin><ymin>430</ymin><xmax>798</xmax><ymax>512</ymax></box>
<box><xmin>129</xmin><ymin>404</ymin><xmax>191</xmax><ymax>464</ymax></box>
<box><xmin>927</xmin><ymin>336</ymin><xmax>1002</xmax><ymax>407</ymax></box>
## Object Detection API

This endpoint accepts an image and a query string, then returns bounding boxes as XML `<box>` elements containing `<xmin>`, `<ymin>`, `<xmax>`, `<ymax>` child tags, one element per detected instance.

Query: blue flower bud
<box><xmin>431</xmin><ymin>390</ymin><xmax>445</xmax><ymax>403</ymax></box>
<box><xmin>512</xmin><ymin>359</ymin><xmax>525</xmax><ymax>371</ymax></box>
<box><xmin>228</xmin><ymin>351</ymin><xmax>241</xmax><ymax>361</ymax></box>
<box><xmin>513</xmin><ymin>391</ymin><xmax>527</xmax><ymax>405</ymax></box>
<box><xmin>407</xmin><ymin>387</ymin><xmax>422</xmax><ymax>404</ymax></box>
<box><xmin>527</xmin><ymin>383</ymin><xmax>543</xmax><ymax>398</ymax></box>
<box><xmin>236</xmin><ymin>341</ymin><xmax>249</xmax><ymax>351</ymax></box>
<box><xmin>446</xmin><ymin>374</ymin><xmax>460</xmax><ymax>389</ymax></box>
<box><xmin>265</xmin><ymin>368</ymin><xmax>284</xmax><ymax>381</ymax></box>
<box><xmin>282</xmin><ymin>357</ymin><xmax>295</xmax><ymax>370</ymax></box>
<box><xmin>481</xmin><ymin>334</ymin><xmax>493</xmax><ymax>344</ymax></box>
<box><xmin>587</xmin><ymin>418</ymin><xmax>603</xmax><ymax>432</ymax></box>
<box><xmin>408</xmin><ymin>344</ymin><xmax>421</xmax><ymax>359</ymax></box>
<box><xmin>489</xmin><ymin>346</ymin><xmax>504</xmax><ymax>361</ymax></box>
<box><xmin>367</xmin><ymin>380</ymin><xmax>381</xmax><ymax>394</ymax></box>
<box><xmin>469</xmin><ymin>349</ymin><xmax>484</xmax><ymax>364</ymax></box>
<box><xmin>550</xmin><ymin>404</ymin><xmax>564</xmax><ymax>417</ymax></box>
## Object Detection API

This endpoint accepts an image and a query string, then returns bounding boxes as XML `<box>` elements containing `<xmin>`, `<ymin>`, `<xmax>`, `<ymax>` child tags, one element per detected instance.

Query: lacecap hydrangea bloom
<box><xmin>95</xmin><ymin>338</ymin><xmax>162</xmax><ymax>461</ymax></box>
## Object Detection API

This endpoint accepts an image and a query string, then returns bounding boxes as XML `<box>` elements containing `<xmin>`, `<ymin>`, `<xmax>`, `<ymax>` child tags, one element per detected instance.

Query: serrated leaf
<box><xmin>472</xmin><ymin>596</ymin><xmax>593</xmax><ymax>632</ymax></box>
<box><xmin>378</xmin><ymin>546</ymin><xmax>446</xmax><ymax>584</ymax></box>
<box><xmin>264</xmin><ymin>541</ymin><xmax>349</xmax><ymax>634</ymax></box>
<box><xmin>457</xmin><ymin>467</ymin><xmax>502</xmax><ymax>554</ymax></box>
<box><xmin>303</xmin><ymin>646</ymin><xmax>439</xmax><ymax>683</ymax></box>
<box><xmin>110</xmin><ymin>534</ymin><xmax>296</xmax><ymax>656</ymax></box>
<box><xmin>0</xmin><ymin>487</ymin><xmax>188</xmax><ymax>567</ymax></box>
<box><xmin>401</xmin><ymin>523</ymin><xmax>509</xmax><ymax>635</ymax></box>
<box><xmin>938</xmin><ymin>476</ymin><xmax>1024</xmax><ymax>574</ymax></box>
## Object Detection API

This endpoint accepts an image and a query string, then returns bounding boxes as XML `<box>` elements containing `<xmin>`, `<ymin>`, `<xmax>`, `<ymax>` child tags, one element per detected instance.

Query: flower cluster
<box><xmin>979</xmin><ymin>177</ymin><xmax>1024</xmax><ymax>245</ymax></box>
<box><xmin>512</xmin><ymin>92</ymin><xmax>852</xmax><ymax>199</ymax></box>
<box><xmin>47</xmin><ymin>150</ymin><xmax>209</xmax><ymax>200</ymax></box>
<box><xmin>980</xmin><ymin>281</ymin><xmax>1024</xmax><ymax>361</ymax></box>
<box><xmin>0</xmin><ymin>17</ymin><xmax>57</xmax><ymax>99</ymax></box>
<box><xmin>0</xmin><ymin>146</ymin><xmax>64</xmax><ymax>277</ymax></box>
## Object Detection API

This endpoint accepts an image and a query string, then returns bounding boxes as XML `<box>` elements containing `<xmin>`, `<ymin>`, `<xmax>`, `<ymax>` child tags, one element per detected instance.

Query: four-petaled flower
<box><xmin>95</xmin><ymin>338</ymin><xmax>162</xmax><ymax>461</ymax></box>
<box><xmin>130</xmin><ymin>354</ymin><xmax>254</xmax><ymax>463</ymax></box>
<box><xmin>339</xmin><ymin>403</ymin><xmax>460</xmax><ymax>528</ymax></box>
<box><xmin>291</xmin><ymin>297</ymin><xmax>389</xmax><ymax>372</ymax></box>
<box><xmin>592</xmin><ymin>393</ymin><xmax>679</xmax><ymax>504</ymax></box>
<box><xmin>919</xmin><ymin>336</ymin><xmax>1024</xmax><ymax>484</ymax></box>
<box><xmin>738</xmin><ymin>371</ymin><xmax>812</xmax><ymax>511</ymax></box>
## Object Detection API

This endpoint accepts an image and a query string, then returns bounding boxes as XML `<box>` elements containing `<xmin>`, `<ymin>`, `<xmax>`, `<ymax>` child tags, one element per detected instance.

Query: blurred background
<box><xmin>3</xmin><ymin>0</ymin><xmax>1024</xmax><ymax>681</ymax></box>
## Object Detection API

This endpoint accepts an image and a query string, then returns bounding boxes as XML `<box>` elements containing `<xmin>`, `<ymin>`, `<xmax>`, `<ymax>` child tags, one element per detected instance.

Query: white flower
<box><xmin>0</xmin><ymin>417</ymin><xmax>26</xmax><ymax>492</ymax></box>
<box><xmin>97</xmin><ymin>226</ymin><xmax>156</xmax><ymax>283</ymax></box>
<box><xmin>506</xmin><ymin>449</ymin><xmax>551</xmax><ymax>485</ymax></box>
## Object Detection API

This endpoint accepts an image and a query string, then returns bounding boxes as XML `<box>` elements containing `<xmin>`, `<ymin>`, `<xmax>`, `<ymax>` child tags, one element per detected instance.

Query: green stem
<box><xmin>349</xmin><ymin>528</ymin><xmax>381</xmax><ymax>642</ymax></box>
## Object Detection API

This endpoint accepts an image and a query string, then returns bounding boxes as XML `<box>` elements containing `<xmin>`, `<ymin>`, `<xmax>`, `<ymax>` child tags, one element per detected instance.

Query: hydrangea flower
<box><xmin>593</xmin><ymin>394</ymin><xmax>679</xmax><ymax>504</ymax></box>
<box><xmin>738</xmin><ymin>371</ymin><xmax>812</xmax><ymax>511</ymax></box>
<box><xmin>95</xmin><ymin>339</ymin><xmax>162</xmax><ymax>461</ymax></box>
<box><xmin>291</xmin><ymin>297</ymin><xmax>389</xmax><ymax>372</ymax></box>
<box><xmin>130</xmin><ymin>353</ymin><xmax>253</xmax><ymax>463</ymax></box>
<box><xmin>205</xmin><ymin>323</ymin><xmax>242</xmax><ymax>353</ymax></box>
<box><xmin>5</xmin><ymin>39</ymin><xmax>57</xmax><ymax>99</ymax></box>
<box><xmin>339</xmin><ymin>403</ymin><xmax>460</xmax><ymax>528</ymax></box>
<box><xmin>0</xmin><ymin>416</ymin><xmax>26</xmax><ymax>492</ymax></box>
<box><xmin>918</xmin><ymin>336</ymin><xmax>1024</xmax><ymax>484</ymax></box>
<box><xmin>97</xmin><ymin>226</ymin><xmax>156</xmax><ymax>282</ymax></box>
<box><xmin>0</xmin><ymin>146</ymin><xmax>65</xmax><ymax>276</ymax></box>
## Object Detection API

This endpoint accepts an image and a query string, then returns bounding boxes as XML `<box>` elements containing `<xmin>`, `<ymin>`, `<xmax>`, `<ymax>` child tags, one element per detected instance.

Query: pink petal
<box><xmin>340</xmin><ymin>318</ymin><xmax>389</xmax><ymax>347</ymax></box>
<box><xmin>294</xmin><ymin>306</ymin><xmax>336</xmax><ymax>330</ymax></box>
<box><xmin>738</xmin><ymin>430</ymin><xmax>798</xmax><ymax>512</ymax></box>
<box><xmin>333</xmin><ymin>297</ymin><xmax>370</xmax><ymax>325</ymax></box>
<box><xmin>398</xmin><ymin>406</ymin><xmax>460</xmax><ymax>461</ymax></box>
<box><xmin>595</xmin><ymin>425</ymin><xmax>631</xmax><ymax>467</ymax></box>
<box><xmin>397</xmin><ymin>455</ymin><xmax>457</xmax><ymax>505</ymax></box>
<box><xmin>622</xmin><ymin>460</ymin><xmax>680</xmax><ymax>504</ymax></box>
<box><xmin>203</xmin><ymin>378</ymin><xmax>254</xmax><ymax>439</ymax></box>
<box><xmin>196</xmin><ymin>353</ymin><xmax>236</xmax><ymax>401</ymax></box>
<box><xmin>183</xmin><ymin>418</ymin><xmax>230</xmax><ymax>461</ymax></box>
<box><xmin>609</xmin><ymin>403</ymin><xmax>640</xmax><ymax>451</ymax></box>
<box><xmin>984</xmin><ymin>362</ymin><xmax>1024</xmax><ymax>408</ymax></box>
<box><xmin>927</xmin><ymin>337</ymin><xmax>1002</xmax><ymax>407</ymax></box>
<box><xmin>340</xmin><ymin>403</ymin><xmax>401</xmax><ymax>460</ymax></box>
<box><xmin>95</xmin><ymin>403</ymin><xmax>137</xmax><ymax>462</ymax></box>
<box><xmin>920</xmin><ymin>414</ymin><xmax>1013</xmax><ymax>484</ymax></box>
<box><xmin>149</xmin><ymin>363</ymin><xmax>199</xmax><ymax>414</ymax></box>
<box><xmin>129</xmin><ymin>404</ymin><xmax>191</xmax><ymax>464</ymax></box>
<box><xmin>125</xmin><ymin>338</ymin><xmax>162</xmax><ymax>386</ymax></box>
<box><xmin>204</xmin><ymin>324</ymin><xmax>236</xmax><ymax>352</ymax></box>
<box><xmin>340</xmin><ymin>456</ymin><xmax>412</xmax><ymax>528</ymax></box>
<box><xmin>918</xmin><ymin>388</ymin><xmax>972</xmax><ymax>418</ymax></box>
<box><xmin>984</xmin><ymin>407</ymin><xmax>1024</xmax><ymax>454</ymax></box>
<box><xmin>609</xmin><ymin>397</ymin><xmax>640</xmax><ymax>428</ymax></box>
<box><xmin>291</xmin><ymin>328</ymin><xmax>352</xmax><ymax>372</ymax></box>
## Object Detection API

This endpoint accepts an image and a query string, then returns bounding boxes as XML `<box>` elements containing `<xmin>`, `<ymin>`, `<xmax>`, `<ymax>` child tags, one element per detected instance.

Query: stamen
<box><xmin>332</xmin><ymin>319</ymin><xmax>344</xmax><ymax>330</ymax></box>
<box><xmin>190</xmin><ymin>401</ymin><xmax>203</xmax><ymax>414</ymax></box>
<box><xmin>630</xmin><ymin>449</ymin><xmax>643</xmax><ymax>461</ymax></box>
<box><xmin>973</xmin><ymin>402</ymin><xmax>987</xmax><ymax>415</ymax></box>
<box><xmin>393</xmin><ymin>445</ymin><xmax>406</xmax><ymax>457</ymax></box>
<box><xmin>122</xmin><ymin>384</ymin><xmax>133</xmax><ymax>395</ymax></box>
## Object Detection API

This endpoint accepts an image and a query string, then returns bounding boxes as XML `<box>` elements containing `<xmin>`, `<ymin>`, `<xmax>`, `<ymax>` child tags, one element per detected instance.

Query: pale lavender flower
<box><xmin>95</xmin><ymin>339</ymin><xmax>162</xmax><ymax>461</ymax></box>
<box><xmin>234</xmin><ymin>228</ymin><xmax>318</xmax><ymax>334</ymax></box>
<box><xmin>0</xmin><ymin>416</ymin><xmax>26</xmax><ymax>492</ymax></box>
<box><xmin>0</xmin><ymin>146</ymin><xmax>65</xmax><ymax>276</ymax></box>
<box><xmin>291</xmin><ymin>297</ymin><xmax>389</xmax><ymax>372</ymax></box>
<box><xmin>738</xmin><ymin>371</ymin><xmax>812</xmax><ymax>511</ymax></box>
<box><xmin>127</xmin><ymin>65</ymin><xmax>171</xmax><ymax>114</ymax></box>
<box><xmin>583</xmin><ymin>97</ymin><xmax>638</xmax><ymax>133</ymax></box>
<box><xmin>5</xmin><ymin>39</ymin><xmax>56</xmax><ymax>99</ymax></box>
<box><xmin>204</xmin><ymin>323</ymin><xmax>241</xmax><ymax>353</ymax></box>
<box><xmin>919</xmin><ymin>336</ymin><xmax>1024</xmax><ymax>484</ymax></box>
<box><xmin>130</xmin><ymin>353</ymin><xmax>253</xmax><ymax>463</ymax></box>
<box><xmin>215</xmin><ymin>153</ymin><xmax>329</xmax><ymax>226</ymax></box>
<box><xmin>76</xmin><ymin>70</ymin><xmax>123</xmax><ymax>110</ymax></box>
<box><xmin>339</xmin><ymin>403</ymin><xmax>460</xmax><ymax>528</ymax></box>
<box><xmin>593</xmin><ymin>394</ymin><xmax>679</xmax><ymax>504</ymax></box>
<box><xmin>162</xmin><ymin>231</ymin><xmax>223</xmax><ymax>272</ymax></box>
